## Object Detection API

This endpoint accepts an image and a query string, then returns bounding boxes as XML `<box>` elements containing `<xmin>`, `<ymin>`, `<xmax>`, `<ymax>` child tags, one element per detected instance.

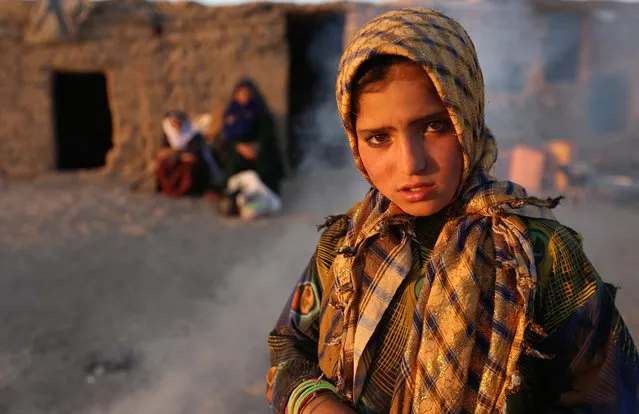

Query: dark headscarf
<box><xmin>223</xmin><ymin>79</ymin><xmax>265</xmax><ymax>142</ymax></box>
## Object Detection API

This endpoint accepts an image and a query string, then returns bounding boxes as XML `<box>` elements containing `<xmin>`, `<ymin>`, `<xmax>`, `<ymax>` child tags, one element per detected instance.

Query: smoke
<box><xmin>86</xmin><ymin>166</ymin><xmax>367</xmax><ymax>414</ymax></box>
<box><xmin>292</xmin><ymin>18</ymin><xmax>351</xmax><ymax>172</ymax></box>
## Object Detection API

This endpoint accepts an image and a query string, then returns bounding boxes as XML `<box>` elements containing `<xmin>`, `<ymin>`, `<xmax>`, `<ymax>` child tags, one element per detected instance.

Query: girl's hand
<box><xmin>300</xmin><ymin>394</ymin><xmax>355</xmax><ymax>414</ymax></box>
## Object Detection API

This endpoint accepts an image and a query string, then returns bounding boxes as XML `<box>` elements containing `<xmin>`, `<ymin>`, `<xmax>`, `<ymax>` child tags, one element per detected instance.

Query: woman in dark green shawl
<box><xmin>217</xmin><ymin>79</ymin><xmax>284</xmax><ymax>194</ymax></box>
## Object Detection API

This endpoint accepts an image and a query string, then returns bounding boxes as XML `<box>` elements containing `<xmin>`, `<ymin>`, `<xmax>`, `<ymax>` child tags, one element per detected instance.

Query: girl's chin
<box><xmin>393</xmin><ymin>199</ymin><xmax>449</xmax><ymax>217</ymax></box>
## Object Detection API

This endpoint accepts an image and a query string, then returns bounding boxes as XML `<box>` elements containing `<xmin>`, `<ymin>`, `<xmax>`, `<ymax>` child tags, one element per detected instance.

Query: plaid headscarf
<box><xmin>321</xmin><ymin>8</ymin><xmax>561</xmax><ymax>413</ymax></box>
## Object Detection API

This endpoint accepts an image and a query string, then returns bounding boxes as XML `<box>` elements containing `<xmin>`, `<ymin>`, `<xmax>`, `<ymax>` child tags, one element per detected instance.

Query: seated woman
<box><xmin>216</xmin><ymin>79</ymin><xmax>284</xmax><ymax>194</ymax></box>
<box><xmin>157</xmin><ymin>110</ymin><xmax>222</xmax><ymax>198</ymax></box>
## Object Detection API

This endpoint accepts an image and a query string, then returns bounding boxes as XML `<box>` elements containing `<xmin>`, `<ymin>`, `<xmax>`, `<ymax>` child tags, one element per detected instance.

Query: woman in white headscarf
<box><xmin>157</xmin><ymin>110</ymin><xmax>222</xmax><ymax>197</ymax></box>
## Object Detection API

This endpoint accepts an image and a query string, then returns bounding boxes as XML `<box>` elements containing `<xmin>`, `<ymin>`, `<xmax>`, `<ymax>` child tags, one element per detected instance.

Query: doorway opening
<box><xmin>53</xmin><ymin>71</ymin><xmax>113</xmax><ymax>170</ymax></box>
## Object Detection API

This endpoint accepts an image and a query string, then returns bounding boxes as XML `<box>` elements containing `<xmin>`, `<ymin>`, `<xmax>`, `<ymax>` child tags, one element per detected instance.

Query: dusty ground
<box><xmin>0</xmin><ymin>168</ymin><xmax>637</xmax><ymax>414</ymax></box>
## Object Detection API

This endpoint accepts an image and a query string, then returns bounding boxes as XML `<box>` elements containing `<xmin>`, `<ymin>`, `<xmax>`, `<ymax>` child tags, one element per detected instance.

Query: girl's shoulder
<box><xmin>520</xmin><ymin>216</ymin><xmax>603</xmax><ymax>330</ymax></box>
<box><xmin>519</xmin><ymin>217</ymin><xmax>585</xmax><ymax>276</ymax></box>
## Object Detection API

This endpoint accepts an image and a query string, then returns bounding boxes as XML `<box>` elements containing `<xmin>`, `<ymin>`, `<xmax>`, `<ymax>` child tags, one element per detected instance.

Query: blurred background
<box><xmin>0</xmin><ymin>0</ymin><xmax>638</xmax><ymax>413</ymax></box>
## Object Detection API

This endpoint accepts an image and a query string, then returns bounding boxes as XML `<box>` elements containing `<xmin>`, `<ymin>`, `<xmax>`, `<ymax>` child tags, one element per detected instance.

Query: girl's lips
<box><xmin>398</xmin><ymin>184</ymin><xmax>436</xmax><ymax>202</ymax></box>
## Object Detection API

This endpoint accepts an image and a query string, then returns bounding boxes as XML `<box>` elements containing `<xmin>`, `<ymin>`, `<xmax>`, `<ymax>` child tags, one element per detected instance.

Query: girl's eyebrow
<box><xmin>356</xmin><ymin>111</ymin><xmax>450</xmax><ymax>136</ymax></box>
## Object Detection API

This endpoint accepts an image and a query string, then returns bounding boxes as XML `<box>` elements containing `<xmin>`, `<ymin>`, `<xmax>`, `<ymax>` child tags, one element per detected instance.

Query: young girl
<box><xmin>267</xmin><ymin>8</ymin><xmax>638</xmax><ymax>414</ymax></box>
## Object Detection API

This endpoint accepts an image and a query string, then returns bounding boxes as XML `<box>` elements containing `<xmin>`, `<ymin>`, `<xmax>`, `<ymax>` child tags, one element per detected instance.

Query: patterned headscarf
<box><xmin>321</xmin><ymin>8</ymin><xmax>560</xmax><ymax>413</ymax></box>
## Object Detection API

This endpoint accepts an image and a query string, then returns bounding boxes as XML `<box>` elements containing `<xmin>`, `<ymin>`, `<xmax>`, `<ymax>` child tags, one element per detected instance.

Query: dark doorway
<box><xmin>53</xmin><ymin>71</ymin><xmax>113</xmax><ymax>170</ymax></box>
<box><xmin>286</xmin><ymin>12</ymin><xmax>347</xmax><ymax>171</ymax></box>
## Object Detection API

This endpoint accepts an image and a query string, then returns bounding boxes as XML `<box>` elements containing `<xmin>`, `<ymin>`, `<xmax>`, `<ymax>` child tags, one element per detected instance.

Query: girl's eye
<box><xmin>366</xmin><ymin>134</ymin><xmax>390</xmax><ymax>146</ymax></box>
<box><xmin>423</xmin><ymin>120</ymin><xmax>451</xmax><ymax>135</ymax></box>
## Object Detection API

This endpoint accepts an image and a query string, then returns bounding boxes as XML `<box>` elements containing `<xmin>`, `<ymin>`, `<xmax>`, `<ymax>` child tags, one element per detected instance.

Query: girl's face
<box><xmin>355</xmin><ymin>62</ymin><xmax>463</xmax><ymax>217</ymax></box>
<box><xmin>234</xmin><ymin>85</ymin><xmax>253</xmax><ymax>107</ymax></box>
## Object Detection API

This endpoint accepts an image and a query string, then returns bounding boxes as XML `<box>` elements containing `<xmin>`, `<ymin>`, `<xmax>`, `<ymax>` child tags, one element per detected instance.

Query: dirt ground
<box><xmin>0</xmin><ymin>167</ymin><xmax>637</xmax><ymax>414</ymax></box>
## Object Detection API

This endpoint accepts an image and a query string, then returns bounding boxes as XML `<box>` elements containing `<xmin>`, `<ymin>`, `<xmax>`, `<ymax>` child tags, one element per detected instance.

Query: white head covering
<box><xmin>162</xmin><ymin>113</ymin><xmax>197</xmax><ymax>151</ymax></box>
